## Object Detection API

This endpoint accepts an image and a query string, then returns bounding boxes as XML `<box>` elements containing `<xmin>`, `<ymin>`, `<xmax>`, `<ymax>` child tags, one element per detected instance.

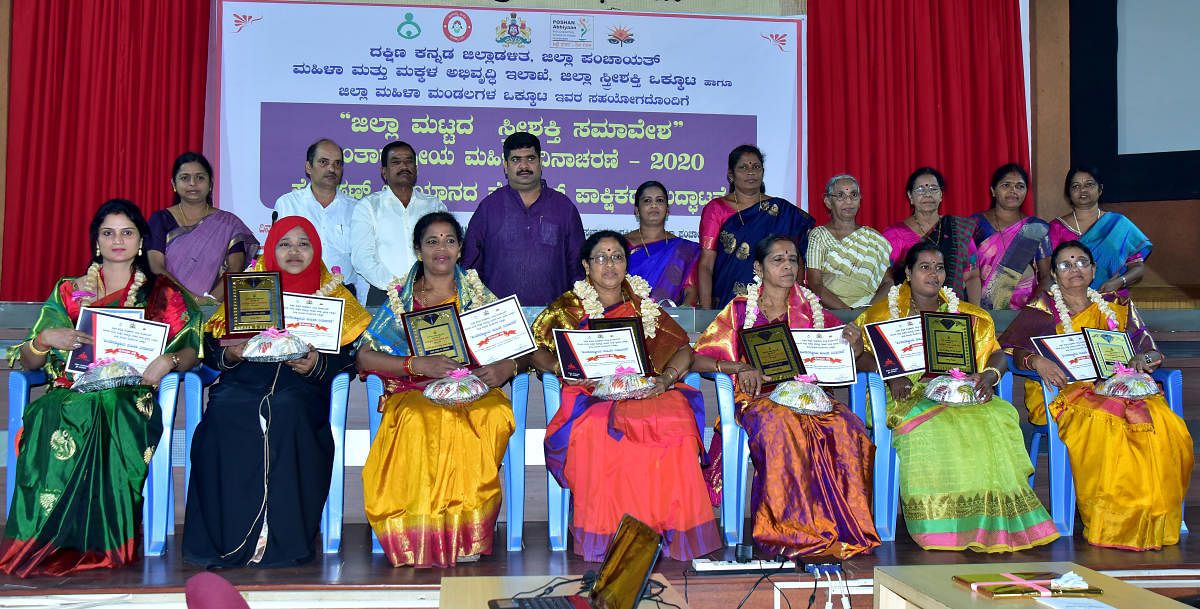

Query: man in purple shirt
<box><xmin>463</xmin><ymin>132</ymin><xmax>585</xmax><ymax>305</ymax></box>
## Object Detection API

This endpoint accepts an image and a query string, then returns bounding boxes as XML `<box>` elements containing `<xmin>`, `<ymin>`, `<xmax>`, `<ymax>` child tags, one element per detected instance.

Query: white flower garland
<box><xmin>742</xmin><ymin>276</ymin><xmax>824</xmax><ymax>329</ymax></box>
<box><xmin>386</xmin><ymin>269</ymin><xmax>489</xmax><ymax>320</ymax></box>
<box><xmin>386</xmin><ymin>274</ymin><xmax>407</xmax><ymax>321</ymax></box>
<box><xmin>77</xmin><ymin>263</ymin><xmax>145</xmax><ymax>307</ymax></box>
<box><xmin>315</xmin><ymin>272</ymin><xmax>343</xmax><ymax>297</ymax></box>
<box><xmin>1049</xmin><ymin>283</ymin><xmax>1117</xmax><ymax>333</ymax></box>
<box><xmin>888</xmin><ymin>284</ymin><xmax>959</xmax><ymax>319</ymax></box>
<box><xmin>573</xmin><ymin>274</ymin><xmax>661</xmax><ymax>338</ymax></box>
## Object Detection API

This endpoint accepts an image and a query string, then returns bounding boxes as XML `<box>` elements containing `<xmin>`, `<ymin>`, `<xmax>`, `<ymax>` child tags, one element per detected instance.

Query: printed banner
<box><xmin>219</xmin><ymin>2</ymin><xmax>804</xmax><ymax>240</ymax></box>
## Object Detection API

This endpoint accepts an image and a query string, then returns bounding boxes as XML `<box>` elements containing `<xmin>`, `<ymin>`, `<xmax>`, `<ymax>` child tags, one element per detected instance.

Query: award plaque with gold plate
<box><xmin>222</xmin><ymin>271</ymin><xmax>284</xmax><ymax>345</ymax></box>
<box><xmin>737</xmin><ymin>321</ymin><xmax>804</xmax><ymax>389</ymax></box>
<box><xmin>921</xmin><ymin>311</ymin><xmax>976</xmax><ymax>374</ymax></box>
<box><xmin>401</xmin><ymin>302</ymin><xmax>475</xmax><ymax>376</ymax></box>
<box><xmin>1082</xmin><ymin>327</ymin><xmax>1136</xmax><ymax>378</ymax></box>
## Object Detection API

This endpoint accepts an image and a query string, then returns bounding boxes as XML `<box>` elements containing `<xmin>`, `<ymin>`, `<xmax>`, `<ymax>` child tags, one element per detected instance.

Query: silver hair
<box><xmin>824</xmin><ymin>174</ymin><xmax>860</xmax><ymax>197</ymax></box>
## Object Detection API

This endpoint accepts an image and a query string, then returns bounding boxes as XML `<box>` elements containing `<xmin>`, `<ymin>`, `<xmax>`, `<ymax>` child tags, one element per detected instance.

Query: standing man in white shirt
<box><xmin>351</xmin><ymin>140</ymin><xmax>448</xmax><ymax>305</ymax></box>
<box><xmin>274</xmin><ymin>138</ymin><xmax>367</xmax><ymax>302</ymax></box>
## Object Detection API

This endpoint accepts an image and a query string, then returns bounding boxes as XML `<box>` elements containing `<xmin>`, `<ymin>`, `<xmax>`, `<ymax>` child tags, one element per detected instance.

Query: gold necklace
<box><xmin>732</xmin><ymin>191</ymin><xmax>761</xmax><ymax>226</ymax></box>
<box><xmin>637</xmin><ymin>230</ymin><xmax>670</xmax><ymax>256</ymax></box>
<box><xmin>1070</xmin><ymin>208</ymin><xmax>1103</xmax><ymax>235</ymax></box>
<box><xmin>178</xmin><ymin>203</ymin><xmax>212</xmax><ymax>226</ymax></box>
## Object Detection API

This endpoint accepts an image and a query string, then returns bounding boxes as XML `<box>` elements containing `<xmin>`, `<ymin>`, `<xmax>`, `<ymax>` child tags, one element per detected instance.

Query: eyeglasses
<box><xmin>828</xmin><ymin>192</ymin><xmax>861</xmax><ymax>202</ymax></box>
<box><xmin>589</xmin><ymin>254</ymin><xmax>626</xmax><ymax>265</ymax></box>
<box><xmin>734</xmin><ymin>163</ymin><xmax>764</xmax><ymax>173</ymax></box>
<box><xmin>1069</xmin><ymin>181</ymin><xmax>1099</xmax><ymax>192</ymax></box>
<box><xmin>911</xmin><ymin>185</ymin><xmax>942</xmax><ymax>196</ymax></box>
<box><xmin>1055</xmin><ymin>258</ymin><xmax>1092</xmax><ymax>271</ymax></box>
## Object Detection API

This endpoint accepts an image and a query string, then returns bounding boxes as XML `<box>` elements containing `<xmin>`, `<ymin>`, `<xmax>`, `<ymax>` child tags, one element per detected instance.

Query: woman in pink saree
<box><xmin>148</xmin><ymin>152</ymin><xmax>258</xmax><ymax>303</ymax></box>
<box><xmin>970</xmin><ymin>164</ymin><xmax>1052</xmax><ymax>310</ymax></box>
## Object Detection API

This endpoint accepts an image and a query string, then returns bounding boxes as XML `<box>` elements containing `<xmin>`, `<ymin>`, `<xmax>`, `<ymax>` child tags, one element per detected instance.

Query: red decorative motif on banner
<box><xmin>232</xmin><ymin>14</ymin><xmax>263</xmax><ymax>34</ymax></box>
<box><xmin>761</xmin><ymin>32</ymin><xmax>787</xmax><ymax>51</ymax></box>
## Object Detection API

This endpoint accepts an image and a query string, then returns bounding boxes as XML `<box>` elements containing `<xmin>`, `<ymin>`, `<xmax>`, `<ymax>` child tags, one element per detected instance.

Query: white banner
<box><xmin>218</xmin><ymin>2</ymin><xmax>804</xmax><ymax>242</ymax></box>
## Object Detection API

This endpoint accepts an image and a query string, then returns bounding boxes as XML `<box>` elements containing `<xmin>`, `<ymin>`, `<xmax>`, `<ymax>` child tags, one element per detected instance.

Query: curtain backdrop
<box><xmin>2</xmin><ymin>0</ymin><xmax>209</xmax><ymax>300</ymax></box>
<box><xmin>807</xmin><ymin>0</ymin><xmax>1030</xmax><ymax>229</ymax></box>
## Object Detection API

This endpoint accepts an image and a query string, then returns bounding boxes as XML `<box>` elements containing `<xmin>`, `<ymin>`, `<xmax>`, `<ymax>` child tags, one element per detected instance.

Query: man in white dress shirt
<box><xmin>351</xmin><ymin>140</ymin><xmax>448</xmax><ymax>305</ymax></box>
<box><xmin>274</xmin><ymin>138</ymin><xmax>367</xmax><ymax>302</ymax></box>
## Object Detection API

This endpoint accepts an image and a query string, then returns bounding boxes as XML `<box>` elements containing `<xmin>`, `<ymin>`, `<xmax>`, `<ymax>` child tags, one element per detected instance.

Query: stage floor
<box><xmin>1</xmin><ymin>516</ymin><xmax>1198</xmax><ymax>609</ymax></box>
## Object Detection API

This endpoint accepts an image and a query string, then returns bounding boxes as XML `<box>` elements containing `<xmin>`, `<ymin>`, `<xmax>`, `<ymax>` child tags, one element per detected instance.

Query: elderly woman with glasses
<box><xmin>882</xmin><ymin>167</ymin><xmax>981</xmax><ymax>305</ymax></box>
<box><xmin>1000</xmin><ymin>240</ymin><xmax>1191</xmax><ymax>550</ymax></box>
<box><xmin>805</xmin><ymin>174</ymin><xmax>893</xmax><ymax>309</ymax></box>
<box><xmin>1048</xmin><ymin>165</ymin><xmax>1152</xmax><ymax>295</ymax></box>
<box><xmin>697</xmin><ymin>145</ymin><xmax>814</xmax><ymax>310</ymax></box>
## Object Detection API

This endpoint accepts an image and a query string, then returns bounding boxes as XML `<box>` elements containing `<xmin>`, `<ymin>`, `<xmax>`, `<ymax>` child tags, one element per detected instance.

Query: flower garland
<box><xmin>386</xmin><ymin>274</ymin><xmax>408</xmax><ymax>321</ymax></box>
<box><xmin>75</xmin><ymin>263</ymin><xmax>145</xmax><ymax>308</ymax></box>
<box><xmin>573</xmin><ymin>274</ymin><xmax>661</xmax><ymax>338</ymax></box>
<box><xmin>888</xmin><ymin>284</ymin><xmax>959</xmax><ymax>319</ymax></box>
<box><xmin>743</xmin><ymin>276</ymin><xmax>824</xmax><ymax>329</ymax></box>
<box><xmin>387</xmin><ymin>269</ymin><xmax>491</xmax><ymax>321</ymax></box>
<box><xmin>1049</xmin><ymin>283</ymin><xmax>1118</xmax><ymax>332</ymax></box>
<box><xmin>315</xmin><ymin>271</ymin><xmax>344</xmax><ymax>297</ymax></box>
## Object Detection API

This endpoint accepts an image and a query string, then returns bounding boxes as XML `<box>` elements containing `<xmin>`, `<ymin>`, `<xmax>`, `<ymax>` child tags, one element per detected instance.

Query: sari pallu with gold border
<box><xmin>971</xmin><ymin>214</ymin><xmax>1051</xmax><ymax>310</ymax></box>
<box><xmin>533</xmin><ymin>283</ymin><xmax>720</xmax><ymax>562</ymax></box>
<box><xmin>358</xmin><ymin>263</ymin><xmax>515</xmax><ymax>568</ymax></box>
<box><xmin>0</xmin><ymin>277</ymin><xmax>201</xmax><ymax>577</ymax></box>
<box><xmin>161</xmin><ymin>209</ymin><xmax>258</xmax><ymax>297</ymax></box>
<box><xmin>999</xmin><ymin>293</ymin><xmax>1192</xmax><ymax>550</ymax></box>
<box><xmin>855</xmin><ymin>284</ymin><xmax>1059</xmax><ymax>552</ymax></box>
<box><xmin>700</xmin><ymin>196</ymin><xmax>814</xmax><ymax>309</ymax></box>
<box><xmin>693</xmin><ymin>285</ymin><xmax>879</xmax><ymax>559</ymax></box>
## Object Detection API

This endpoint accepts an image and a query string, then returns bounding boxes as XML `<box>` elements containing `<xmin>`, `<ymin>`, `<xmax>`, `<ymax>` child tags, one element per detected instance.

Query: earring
<box><xmin>137</xmin><ymin>246</ymin><xmax>143</xmax><ymax>256</ymax></box>
<box><xmin>95</xmin><ymin>246</ymin><xmax>101</xmax><ymax>257</ymax></box>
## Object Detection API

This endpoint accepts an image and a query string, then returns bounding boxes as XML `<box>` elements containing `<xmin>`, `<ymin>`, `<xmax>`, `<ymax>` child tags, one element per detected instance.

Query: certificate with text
<box><xmin>553</xmin><ymin>327</ymin><xmax>645</xmax><ymax>380</ymax></box>
<box><xmin>460</xmin><ymin>295</ymin><xmax>537</xmax><ymax>365</ymax></box>
<box><xmin>1082</xmin><ymin>328</ymin><xmax>1136</xmax><ymax>379</ymax></box>
<box><xmin>791</xmin><ymin>326</ymin><xmax>856</xmax><ymax>386</ymax></box>
<box><xmin>67</xmin><ymin>309</ymin><xmax>169</xmax><ymax>376</ymax></box>
<box><xmin>1032</xmin><ymin>333</ymin><xmax>1098</xmax><ymax>382</ymax></box>
<box><xmin>864</xmin><ymin>316</ymin><xmax>926</xmax><ymax>380</ymax></box>
<box><xmin>282</xmin><ymin>292</ymin><xmax>345</xmax><ymax>354</ymax></box>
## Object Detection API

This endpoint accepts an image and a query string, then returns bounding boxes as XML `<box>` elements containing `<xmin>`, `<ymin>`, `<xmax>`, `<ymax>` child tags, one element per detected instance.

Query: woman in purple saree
<box><xmin>148</xmin><ymin>152</ymin><xmax>258</xmax><ymax>303</ymax></box>
<box><xmin>625</xmin><ymin>181</ymin><xmax>701</xmax><ymax>306</ymax></box>
<box><xmin>970</xmin><ymin>164</ymin><xmax>1052</xmax><ymax>310</ymax></box>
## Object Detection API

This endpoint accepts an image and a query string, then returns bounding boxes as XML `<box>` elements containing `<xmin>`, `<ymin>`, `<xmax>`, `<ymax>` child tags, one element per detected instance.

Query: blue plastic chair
<box><xmin>7</xmin><ymin>370</ymin><xmax>181</xmax><ymax>557</ymax></box>
<box><xmin>703</xmin><ymin>371</ymin><xmax>871</xmax><ymax>547</ymax></box>
<box><xmin>182</xmin><ymin>366</ymin><xmax>352</xmax><ymax>554</ymax></box>
<box><xmin>543</xmin><ymin>371</ymin><xmax>703</xmax><ymax>552</ymax></box>
<box><xmin>364</xmin><ymin>371</ymin><xmax>530</xmax><ymax>553</ymax></box>
<box><xmin>866</xmin><ymin>369</ymin><xmax>1014</xmax><ymax>542</ymax></box>
<box><xmin>1008</xmin><ymin>356</ymin><xmax>1187</xmax><ymax>536</ymax></box>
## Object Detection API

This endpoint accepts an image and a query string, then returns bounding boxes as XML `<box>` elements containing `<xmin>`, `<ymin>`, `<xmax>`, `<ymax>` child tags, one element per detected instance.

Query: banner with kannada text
<box><xmin>219</xmin><ymin>2</ymin><xmax>805</xmax><ymax>241</ymax></box>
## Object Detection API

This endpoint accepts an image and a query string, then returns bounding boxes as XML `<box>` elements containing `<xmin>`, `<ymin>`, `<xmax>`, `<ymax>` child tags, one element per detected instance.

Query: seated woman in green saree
<box><xmin>0</xmin><ymin>199</ymin><xmax>202</xmax><ymax>577</ymax></box>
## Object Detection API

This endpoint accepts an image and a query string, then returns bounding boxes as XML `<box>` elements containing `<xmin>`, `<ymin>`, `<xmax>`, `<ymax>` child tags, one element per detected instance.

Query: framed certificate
<box><xmin>66</xmin><ymin>309</ymin><xmax>170</xmax><ymax>376</ymax></box>
<box><xmin>791</xmin><ymin>326</ymin><xmax>857</xmax><ymax>386</ymax></box>
<box><xmin>864</xmin><ymin>316</ymin><xmax>925</xmax><ymax>380</ymax></box>
<box><xmin>401</xmin><ymin>302</ymin><xmax>473</xmax><ymax>367</ymax></box>
<box><xmin>553</xmin><ymin>327</ymin><xmax>645</xmax><ymax>380</ymax></box>
<box><xmin>459</xmin><ymin>295</ymin><xmax>537</xmax><ymax>365</ymax></box>
<box><xmin>1032</xmin><ymin>333</ymin><xmax>1098</xmax><ymax>382</ymax></box>
<box><xmin>1082</xmin><ymin>327</ymin><xmax>1135</xmax><ymax>378</ymax></box>
<box><xmin>921</xmin><ymin>311</ymin><xmax>976</xmax><ymax>374</ymax></box>
<box><xmin>224</xmin><ymin>271</ymin><xmax>284</xmax><ymax>340</ymax></box>
<box><xmin>587</xmin><ymin>316</ymin><xmax>652</xmax><ymax>373</ymax></box>
<box><xmin>737</xmin><ymin>321</ymin><xmax>804</xmax><ymax>388</ymax></box>
<box><xmin>282</xmin><ymin>292</ymin><xmax>345</xmax><ymax>354</ymax></box>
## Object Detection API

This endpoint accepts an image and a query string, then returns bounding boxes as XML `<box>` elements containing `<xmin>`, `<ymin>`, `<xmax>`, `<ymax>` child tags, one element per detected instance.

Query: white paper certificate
<box><xmin>67</xmin><ymin>309</ymin><xmax>170</xmax><ymax>375</ymax></box>
<box><xmin>282</xmin><ymin>292</ymin><xmax>345</xmax><ymax>354</ymax></box>
<box><xmin>791</xmin><ymin>326</ymin><xmax>857</xmax><ymax>386</ymax></box>
<box><xmin>1032</xmin><ymin>332</ymin><xmax>1098</xmax><ymax>382</ymax></box>
<box><xmin>552</xmin><ymin>327</ymin><xmax>645</xmax><ymax>380</ymax></box>
<box><xmin>459</xmin><ymin>295</ymin><xmax>537</xmax><ymax>365</ymax></box>
<box><xmin>864</xmin><ymin>316</ymin><xmax>926</xmax><ymax>380</ymax></box>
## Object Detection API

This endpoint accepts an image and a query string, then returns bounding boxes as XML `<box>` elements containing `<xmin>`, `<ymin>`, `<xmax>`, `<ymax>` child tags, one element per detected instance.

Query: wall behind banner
<box><xmin>217</xmin><ymin>1</ymin><xmax>805</xmax><ymax>244</ymax></box>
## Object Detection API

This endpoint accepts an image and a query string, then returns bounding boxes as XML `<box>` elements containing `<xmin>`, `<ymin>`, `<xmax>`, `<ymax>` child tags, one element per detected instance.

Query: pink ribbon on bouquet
<box><xmin>793</xmin><ymin>373</ymin><xmax>818</xmax><ymax>383</ymax></box>
<box><xmin>448</xmin><ymin>368</ymin><xmax>471</xmax><ymax>379</ymax></box>
<box><xmin>86</xmin><ymin>357</ymin><xmax>117</xmax><ymax>369</ymax></box>
<box><xmin>969</xmin><ymin>573</ymin><xmax>1054</xmax><ymax>597</ymax></box>
<box><xmin>1112</xmin><ymin>362</ymin><xmax>1137</xmax><ymax>375</ymax></box>
<box><xmin>948</xmin><ymin>367</ymin><xmax>968</xmax><ymax>380</ymax></box>
<box><xmin>261</xmin><ymin>327</ymin><xmax>289</xmax><ymax>338</ymax></box>
<box><xmin>614</xmin><ymin>366</ymin><xmax>637</xmax><ymax>375</ymax></box>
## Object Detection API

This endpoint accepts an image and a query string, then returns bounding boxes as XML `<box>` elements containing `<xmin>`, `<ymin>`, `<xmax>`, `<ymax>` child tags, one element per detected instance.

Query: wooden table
<box><xmin>439</xmin><ymin>574</ymin><xmax>689</xmax><ymax>608</ymax></box>
<box><xmin>874</xmin><ymin>562</ymin><xmax>1190</xmax><ymax>609</ymax></box>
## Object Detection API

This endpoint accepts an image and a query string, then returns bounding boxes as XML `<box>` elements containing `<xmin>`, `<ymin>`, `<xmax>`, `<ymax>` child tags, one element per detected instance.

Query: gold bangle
<box><xmin>512</xmin><ymin>359</ymin><xmax>520</xmax><ymax>378</ymax></box>
<box><xmin>663</xmin><ymin>366</ymin><xmax>679</xmax><ymax>383</ymax></box>
<box><xmin>27</xmin><ymin>336</ymin><xmax>50</xmax><ymax>356</ymax></box>
<box><xmin>982</xmin><ymin>366</ymin><xmax>1002</xmax><ymax>386</ymax></box>
<box><xmin>716</xmin><ymin>361</ymin><xmax>724</xmax><ymax>374</ymax></box>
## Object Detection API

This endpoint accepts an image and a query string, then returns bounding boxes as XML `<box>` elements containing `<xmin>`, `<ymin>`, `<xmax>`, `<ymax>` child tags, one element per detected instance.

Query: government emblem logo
<box><xmin>495</xmin><ymin>12</ymin><xmax>532</xmax><ymax>47</ymax></box>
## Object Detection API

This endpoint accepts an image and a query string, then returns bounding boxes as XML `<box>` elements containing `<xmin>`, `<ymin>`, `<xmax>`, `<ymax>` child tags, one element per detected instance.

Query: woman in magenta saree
<box><xmin>692</xmin><ymin>235</ymin><xmax>878</xmax><ymax>559</ymax></box>
<box><xmin>148</xmin><ymin>152</ymin><xmax>258</xmax><ymax>303</ymax></box>
<box><xmin>625</xmin><ymin>181</ymin><xmax>701</xmax><ymax>306</ymax></box>
<box><xmin>970</xmin><ymin>164</ymin><xmax>1052</xmax><ymax>310</ymax></box>
<box><xmin>698</xmin><ymin>145</ymin><xmax>813</xmax><ymax>310</ymax></box>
